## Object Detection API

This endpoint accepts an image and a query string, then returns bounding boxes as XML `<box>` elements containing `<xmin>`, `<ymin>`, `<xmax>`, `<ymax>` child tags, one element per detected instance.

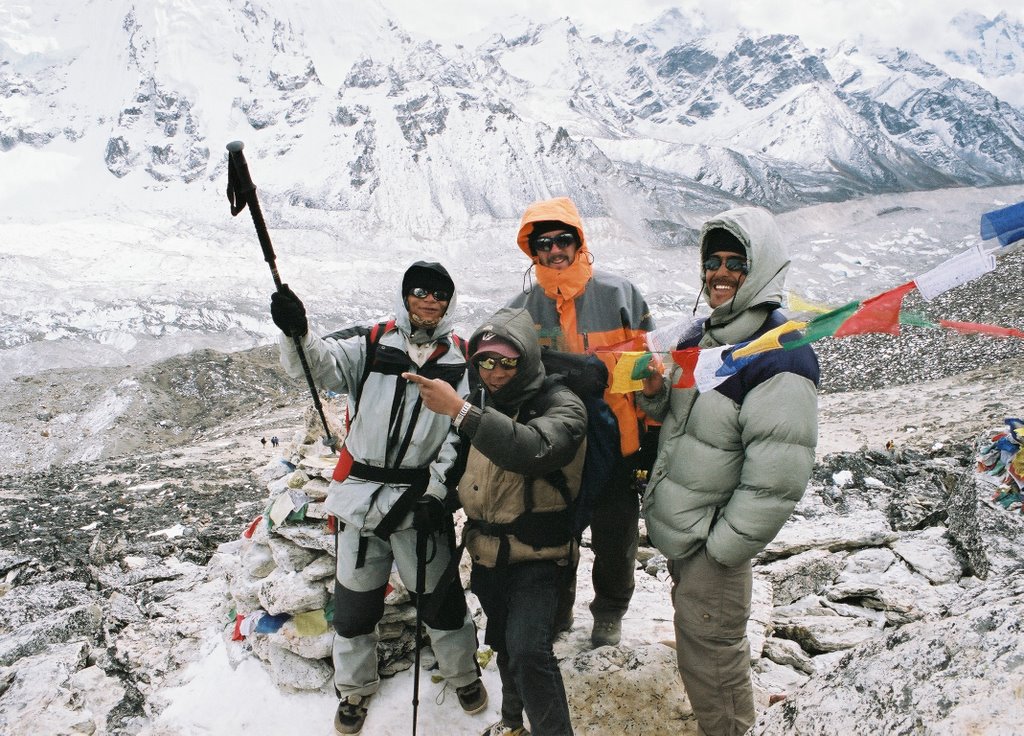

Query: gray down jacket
<box><xmin>637</xmin><ymin>207</ymin><xmax>820</xmax><ymax>567</ymax></box>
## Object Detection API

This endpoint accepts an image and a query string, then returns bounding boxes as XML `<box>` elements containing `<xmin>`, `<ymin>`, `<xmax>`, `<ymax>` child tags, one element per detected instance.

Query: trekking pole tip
<box><xmin>226</xmin><ymin>140</ymin><xmax>245</xmax><ymax>153</ymax></box>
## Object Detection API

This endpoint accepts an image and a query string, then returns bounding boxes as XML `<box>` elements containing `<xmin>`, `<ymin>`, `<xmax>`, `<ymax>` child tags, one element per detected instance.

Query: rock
<box><xmin>269</xmin><ymin>621</ymin><xmax>334</xmax><ymax>660</ymax></box>
<box><xmin>267</xmin><ymin>643</ymin><xmax>333</xmax><ymax>690</ymax></box>
<box><xmin>758</xmin><ymin>577</ymin><xmax>1024</xmax><ymax>735</ymax></box>
<box><xmin>771</xmin><ymin>611</ymin><xmax>881</xmax><ymax>654</ymax></box>
<box><xmin>273</xmin><ymin>524</ymin><xmax>334</xmax><ymax>554</ymax></box>
<box><xmin>0</xmin><ymin>642</ymin><xmax>123</xmax><ymax>736</ymax></box>
<box><xmin>748</xmin><ymin>576</ymin><xmax>774</xmax><ymax>660</ymax></box>
<box><xmin>258</xmin><ymin>570</ymin><xmax>329</xmax><ymax>615</ymax></box>
<box><xmin>890</xmin><ymin>528</ymin><xmax>963</xmax><ymax>584</ymax></box>
<box><xmin>758</xmin><ymin>549</ymin><xmax>847</xmax><ymax>606</ymax></box>
<box><xmin>242</xmin><ymin>542</ymin><xmax>277</xmax><ymax>579</ymax></box>
<box><xmin>564</xmin><ymin>644</ymin><xmax>696</xmax><ymax>735</ymax></box>
<box><xmin>269</xmin><ymin>537</ymin><xmax>319</xmax><ymax>573</ymax></box>
<box><xmin>762</xmin><ymin>636</ymin><xmax>816</xmax><ymax>674</ymax></box>
<box><xmin>0</xmin><ymin>603</ymin><xmax>103</xmax><ymax>667</ymax></box>
<box><xmin>762</xmin><ymin>510</ymin><xmax>899</xmax><ymax>561</ymax></box>
<box><xmin>300</xmin><ymin>554</ymin><xmax>336</xmax><ymax>582</ymax></box>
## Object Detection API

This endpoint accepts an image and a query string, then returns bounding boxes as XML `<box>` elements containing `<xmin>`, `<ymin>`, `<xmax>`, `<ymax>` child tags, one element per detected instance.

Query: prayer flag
<box><xmin>980</xmin><ymin>200</ymin><xmax>1024</xmax><ymax>247</ymax></box>
<box><xmin>610</xmin><ymin>351</ymin><xmax>647</xmax><ymax>394</ymax></box>
<box><xmin>293</xmin><ymin>610</ymin><xmax>330</xmax><ymax>637</ymax></box>
<box><xmin>783</xmin><ymin>300</ymin><xmax>861</xmax><ymax>349</ymax></box>
<box><xmin>731</xmin><ymin>320</ymin><xmax>808</xmax><ymax>359</ymax></box>
<box><xmin>937</xmin><ymin>320</ymin><xmax>1024</xmax><ymax>338</ymax></box>
<box><xmin>833</xmin><ymin>281</ymin><xmax>916</xmax><ymax>338</ymax></box>
<box><xmin>670</xmin><ymin>347</ymin><xmax>700</xmax><ymax>388</ymax></box>
<box><xmin>629</xmin><ymin>352</ymin><xmax>656</xmax><ymax>380</ymax></box>
<box><xmin>786</xmin><ymin>292</ymin><xmax>836</xmax><ymax>314</ymax></box>
<box><xmin>914</xmin><ymin>245</ymin><xmax>996</xmax><ymax>301</ymax></box>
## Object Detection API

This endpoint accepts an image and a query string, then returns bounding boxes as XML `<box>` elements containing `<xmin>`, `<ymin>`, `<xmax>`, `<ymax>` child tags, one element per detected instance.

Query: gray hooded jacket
<box><xmin>638</xmin><ymin>207</ymin><xmax>819</xmax><ymax>567</ymax></box>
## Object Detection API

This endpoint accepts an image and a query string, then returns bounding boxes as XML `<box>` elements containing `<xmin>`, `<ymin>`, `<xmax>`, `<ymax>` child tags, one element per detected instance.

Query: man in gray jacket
<box><xmin>271</xmin><ymin>261</ymin><xmax>486</xmax><ymax>735</ymax></box>
<box><xmin>637</xmin><ymin>208</ymin><xmax>819</xmax><ymax>736</ymax></box>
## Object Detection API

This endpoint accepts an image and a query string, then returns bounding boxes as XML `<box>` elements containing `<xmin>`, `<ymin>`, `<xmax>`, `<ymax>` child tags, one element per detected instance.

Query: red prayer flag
<box><xmin>938</xmin><ymin>320</ymin><xmax>1024</xmax><ymax>338</ymax></box>
<box><xmin>670</xmin><ymin>347</ymin><xmax>700</xmax><ymax>388</ymax></box>
<box><xmin>834</xmin><ymin>281</ymin><xmax>916</xmax><ymax>338</ymax></box>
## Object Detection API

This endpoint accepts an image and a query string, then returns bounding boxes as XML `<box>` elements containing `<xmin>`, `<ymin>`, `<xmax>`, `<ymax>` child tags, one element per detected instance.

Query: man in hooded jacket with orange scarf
<box><xmin>507</xmin><ymin>196</ymin><xmax>655</xmax><ymax>646</ymax></box>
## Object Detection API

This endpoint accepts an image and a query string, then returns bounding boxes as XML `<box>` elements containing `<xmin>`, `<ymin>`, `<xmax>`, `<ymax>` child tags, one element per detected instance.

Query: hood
<box><xmin>516</xmin><ymin>197</ymin><xmax>589</xmax><ymax>260</ymax></box>
<box><xmin>468</xmin><ymin>307</ymin><xmax>544</xmax><ymax>410</ymax></box>
<box><xmin>394</xmin><ymin>261</ymin><xmax>458</xmax><ymax>341</ymax></box>
<box><xmin>698</xmin><ymin>207</ymin><xmax>789</xmax><ymax>343</ymax></box>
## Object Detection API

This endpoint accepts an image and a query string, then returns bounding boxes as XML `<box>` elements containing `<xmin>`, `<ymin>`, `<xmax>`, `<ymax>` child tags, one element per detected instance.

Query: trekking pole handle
<box><xmin>226</xmin><ymin>141</ymin><xmax>282</xmax><ymax>284</ymax></box>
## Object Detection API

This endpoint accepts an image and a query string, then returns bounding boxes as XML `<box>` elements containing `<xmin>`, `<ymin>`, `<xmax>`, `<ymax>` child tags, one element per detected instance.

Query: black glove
<box><xmin>412</xmin><ymin>495</ymin><xmax>447</xmax><ymax>535</ymax></box>
<box><xmin>270</xmin><ymin>284</ymin><xmax>308</xmax><ymax>338</ymax></box>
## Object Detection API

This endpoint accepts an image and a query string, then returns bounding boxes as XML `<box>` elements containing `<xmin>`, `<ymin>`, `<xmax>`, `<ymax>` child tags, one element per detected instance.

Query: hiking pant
<box><xmin>556</xmin><ymin>451</ymin><xmax>639</xmax><ymax>627</ymax></box>
<box><xmin>331</xmin><ymin>523</ymin><xmax>479</xmax><ymax>697</ymax></box>
<box><xmin>669</xmin><ymin>549</ymin><xmax>754</xmax><ymax>736</ymax></box>
<box><xmin>472</xmin><ymin>560</ymin><xmax>574</xmax><ymax>736</ymax></box>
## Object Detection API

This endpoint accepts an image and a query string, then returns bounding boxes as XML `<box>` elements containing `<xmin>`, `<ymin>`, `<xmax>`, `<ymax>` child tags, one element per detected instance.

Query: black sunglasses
<box><xmin>409</xmin><ymin>287</ymin><xmax>451</xmax><ymax>301</ymax></box>
<box><xmin>533</xmin><ymin>233</ymin><xmax>578</xmax><ymax>252</ymax></box>
<box><xmin>703</xmin><ymin>255</ymin><xmax>749</xmax><ymax>274</ymax></box>
<box><xmin>475</xmin><ymin>356</ymin><xmax>519</xmax><ymax>370</ymax></box>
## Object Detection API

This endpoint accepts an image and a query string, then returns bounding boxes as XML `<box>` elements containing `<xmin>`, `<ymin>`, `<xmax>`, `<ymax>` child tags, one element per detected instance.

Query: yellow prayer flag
<box><xmin>292</xmin><ymin>609</ymin><xmax>329</xmax><ymax>637</ymax></box>
<box><xmin>731</xmin><ymin>320</ymin><xmax>807</xmax><ymax>359</ymax></box>
<box><xmin>787</xmin><ymin>292</ymin><xmax>838</xmax><ymax>315</ymax></box>
<box><xmin>610</xmin><ymin>351</ymin><xmax>646</xmax><ymax>394</ymax></box>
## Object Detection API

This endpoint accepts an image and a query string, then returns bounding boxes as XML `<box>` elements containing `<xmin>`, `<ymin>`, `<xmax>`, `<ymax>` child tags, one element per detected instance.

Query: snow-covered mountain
<box><xmin>1</xmin><ymin>1</ymin><xmax>1023</xmax><ymax>382</ymax></box>
<box><xmin>3</xmin><ymin>1</ymin><xmax>1024</xmax><ymax>227</ymax></box>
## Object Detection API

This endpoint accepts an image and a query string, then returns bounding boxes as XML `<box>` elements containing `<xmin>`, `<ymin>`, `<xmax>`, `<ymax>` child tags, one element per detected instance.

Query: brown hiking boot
<box><xmin>334</xmin><ymin>694</ymin><xmax>371</xmax><ymax>735</ymax></box>
<box><xmin>456</xmin><ymin>678</ymin><xmax>488</xmax><ymax>714</ymax></box>
<box><xmin>591</xmin><ymin>617</ymin><xmax>622</xmax><ymax>647</ymax></box>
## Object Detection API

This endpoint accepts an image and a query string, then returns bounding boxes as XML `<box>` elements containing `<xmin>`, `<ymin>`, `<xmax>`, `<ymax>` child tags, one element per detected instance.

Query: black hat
<box><xmin>402</xmin><ymin>261</ymin><xmax>455</xmax><ymax>297</ymax></box>
<box><xmin>528</xmin><ymin>220</ymin><xmax>580</xmax><ymax>249</ymax></box>
<box><xmin>702</xmin><ymin>228</ymin><xmax>746</xmax><ymax>260</ymax></box>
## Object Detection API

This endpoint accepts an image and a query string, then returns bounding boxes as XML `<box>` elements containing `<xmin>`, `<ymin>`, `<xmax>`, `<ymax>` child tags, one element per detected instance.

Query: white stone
<box><xmin>258</xmin><ymin>570</ymin><xmax>329</xmax><ymax>615</ymax></box>
<box><xmin>269</xmin><ymin>537</ymin><xmax>319</xmax><ymax>573</ymax></box>
<box><xmin>268</xmin><ymin>642</ymin><xmax>333</xmax><ymax>691</ymax></box>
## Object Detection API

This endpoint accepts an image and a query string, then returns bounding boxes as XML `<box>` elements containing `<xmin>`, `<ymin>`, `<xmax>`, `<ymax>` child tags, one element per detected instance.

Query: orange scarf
<box><xmin>534</xmin><ymin>253</ymin><xmax>593</xmax><ymax>353</ymax></box>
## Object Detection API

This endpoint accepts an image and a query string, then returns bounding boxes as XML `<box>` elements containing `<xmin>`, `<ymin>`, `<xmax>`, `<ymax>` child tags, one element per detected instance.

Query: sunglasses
<box><xmin>533</xmin><ymin>233</ymin><xmax>578</xmax><ymax>252</ymax></box>
<box><xmin>475</xmin><ymin>356</ymin><xmax>519</xmax><ymax>370</ymax></box>
<box><xmin>409</xmin><ymin>287</ymin><xmax>451</xmax><ymax>301</ymax></box>
<box><xmin>703</xmin><ymin>255</ymin><xmax>749</xmax><ymax>274</ymax></box>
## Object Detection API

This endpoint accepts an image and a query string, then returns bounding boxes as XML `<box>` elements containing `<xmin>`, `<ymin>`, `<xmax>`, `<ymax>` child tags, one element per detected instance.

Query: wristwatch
<box><xmin>452</xmin><ymin>401</ymin><xmax>471</xmax><ymax>428</ymax></box>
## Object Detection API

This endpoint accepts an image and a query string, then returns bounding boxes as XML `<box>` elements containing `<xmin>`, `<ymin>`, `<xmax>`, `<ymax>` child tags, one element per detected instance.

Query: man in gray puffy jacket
<box><xmin>637</xmin><ymin>208</ymin><xmax>819</xmax><ymax>736</ymax></box>
<box><xmin>270</xmin><ymin>261</ymin><xmax>486</xmax><ymax>735</ymax></box>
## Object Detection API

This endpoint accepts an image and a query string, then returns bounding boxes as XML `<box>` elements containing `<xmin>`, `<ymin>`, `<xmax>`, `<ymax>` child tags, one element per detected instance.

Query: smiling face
<box><xmin>406</xmin><ymin>289</ymin><xmax>449</xmax><ymax>327</ymax></box>
<box><xmin>704</xmin><ymin>250</ymin><xmax>748</xmax><ymax>308</ymax></box>
<box><xmin>533</xmin><ymin>228</ymin><xmax>579</xmax><ymax>270</ymax></box>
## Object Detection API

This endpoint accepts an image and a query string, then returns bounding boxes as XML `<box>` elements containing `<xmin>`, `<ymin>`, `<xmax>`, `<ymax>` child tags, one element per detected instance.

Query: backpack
<box><xmin>535</xmin><ymin>348</ymin><xmax>620</xmax><ymax>539</ymax></box>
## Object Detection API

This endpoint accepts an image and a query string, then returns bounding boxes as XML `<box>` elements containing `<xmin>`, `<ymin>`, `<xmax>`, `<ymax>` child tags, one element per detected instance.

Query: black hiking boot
<box><xmin>334</xmin><ymin>694</ymin><xmax>371</xmax><ymax>735</ymax></box>
<box><xmin>456</xmin><ymin>678</ymin><xmax>488</xmax><ymax>714</ymax></box>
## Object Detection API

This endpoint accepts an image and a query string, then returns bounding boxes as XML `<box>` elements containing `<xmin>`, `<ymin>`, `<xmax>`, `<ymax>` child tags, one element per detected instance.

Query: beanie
<box><xmin>402</xmin><ymin>261</ymin><xmax>455</xmax><ymax>297</ymax></box>
<box><xmin>702</xmin><ymin>228</ymin><xmax>746</xmax><ymax>260</ymax></box>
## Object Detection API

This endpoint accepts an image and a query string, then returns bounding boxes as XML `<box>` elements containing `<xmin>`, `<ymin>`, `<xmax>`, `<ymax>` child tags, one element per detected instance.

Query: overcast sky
<box><xmin>381</xmin><ymin>0</ymin><xmax>1016</xmax><ymax>53</ymax></box>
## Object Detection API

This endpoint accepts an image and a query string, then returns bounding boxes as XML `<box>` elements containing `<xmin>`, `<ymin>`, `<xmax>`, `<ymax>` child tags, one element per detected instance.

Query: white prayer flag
<box><xmin>914</xmin><ymin>244</ymin><xmax>996</xmax><ymax>301</ymax></box>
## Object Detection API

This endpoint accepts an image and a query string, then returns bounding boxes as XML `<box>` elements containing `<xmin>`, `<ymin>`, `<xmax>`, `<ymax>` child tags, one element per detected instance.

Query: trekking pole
<box><xmin>412</xmin><ymin>525</ymin><xmax>427</xmax><ymax>736</ymax></box>
<box><xmin>225</xmin><ymin>140</ymin><xmax>337</xmax><ymax>450</ymax></box>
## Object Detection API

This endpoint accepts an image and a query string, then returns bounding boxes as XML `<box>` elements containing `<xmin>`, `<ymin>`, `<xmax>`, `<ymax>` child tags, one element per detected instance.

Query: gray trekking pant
<box><xmin>669</xmin><ymin>549</ymin><xmax>754</xmax><ymax>736</ymax></box>
<box><xmin>331</xmin><ymin>523</ymin><xmax>479</xmax><ymax>697</ymax></box>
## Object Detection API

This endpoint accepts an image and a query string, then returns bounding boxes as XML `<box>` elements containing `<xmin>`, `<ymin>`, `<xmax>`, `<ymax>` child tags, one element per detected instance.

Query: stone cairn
<box><xmin>219</xmin><ymin>403</ymin><xmax>428</xmax><ymax>691</ymax></box>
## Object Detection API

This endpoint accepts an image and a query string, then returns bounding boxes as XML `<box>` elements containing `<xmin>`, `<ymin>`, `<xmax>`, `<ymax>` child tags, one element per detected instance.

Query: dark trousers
<box><xmin>556</xmin><ymin>451</ymin><xmax>640</xmax><ymax>626</ymax></box>
<box><xmin>472</xmin><ymin>560</ymin><xmax>574</xmax><ymax>736</ymax></box>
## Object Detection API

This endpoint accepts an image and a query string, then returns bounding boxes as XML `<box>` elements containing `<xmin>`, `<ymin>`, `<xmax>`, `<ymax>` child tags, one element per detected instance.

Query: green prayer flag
<box><xmin>629</xmin><ymin>352</ymin><xmax>655</xmax><ymax>380</ymax></box>
<box><xmin>783</xmin><ymin>300</ymin><xmax>860</xmax><ymax>349</ymax></box>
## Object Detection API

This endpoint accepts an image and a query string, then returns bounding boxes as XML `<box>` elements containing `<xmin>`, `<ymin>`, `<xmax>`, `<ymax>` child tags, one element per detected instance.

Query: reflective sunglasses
<box><xmin>409</xmin><ymin>286</ymin><xmax>451</xmax><ymax>301</ymax></box>
<box><xmin>533</xmin><ymin>233</ymin><xmax>578</xmax><ymax>252</ymax></box>
<box><xmin>475</xmin><ymin>356</ymin><xmax>519</xmax><ymax>370</ymax></box>
<box><xmin>703</xmin><ymin>255</ymin><xmax>749</xmax><ymax>274</ymax></box>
